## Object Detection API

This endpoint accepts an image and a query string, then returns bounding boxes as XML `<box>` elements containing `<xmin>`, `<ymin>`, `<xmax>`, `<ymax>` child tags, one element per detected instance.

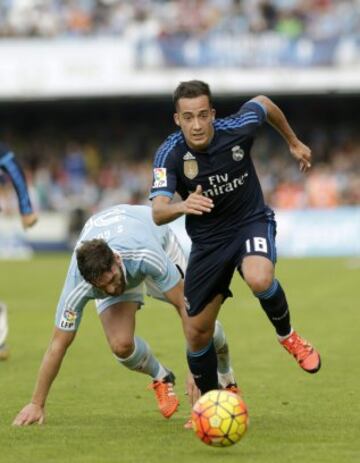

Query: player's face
<box><xmin>174</xmin><ymin>95</ymin><xmax>215</xmax><ymax>151</ymax></box>
<box><xmin>92</xmin><ymin>255</ymin><xmax>126</xmax><ymax>296</ymax></box>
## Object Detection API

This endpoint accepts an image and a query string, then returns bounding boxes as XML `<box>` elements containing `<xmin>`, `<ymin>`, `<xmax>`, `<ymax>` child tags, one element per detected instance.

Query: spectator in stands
<box><xmin>0</xmin><ymin>0</ymin><xmax>358</xmax><ymax>68</ymax></box>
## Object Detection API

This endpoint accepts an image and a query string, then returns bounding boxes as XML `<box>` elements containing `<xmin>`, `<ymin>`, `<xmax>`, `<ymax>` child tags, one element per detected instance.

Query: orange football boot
<box><xmin>149</xmin><ymin>372</ymin><xmax>179</xmax><ymax>419</ymax></box>
<box><xmin>280</xmin><ymin>331</ymin><xmax>321</xmax><ymax>373</ymax></box>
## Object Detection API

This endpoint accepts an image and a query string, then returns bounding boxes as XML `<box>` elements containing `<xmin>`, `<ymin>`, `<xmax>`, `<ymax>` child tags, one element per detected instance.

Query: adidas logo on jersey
<box><xmin>183</xmin><ymin>152</ymin><xmax>196</xmax><ymax>161</ymax></box>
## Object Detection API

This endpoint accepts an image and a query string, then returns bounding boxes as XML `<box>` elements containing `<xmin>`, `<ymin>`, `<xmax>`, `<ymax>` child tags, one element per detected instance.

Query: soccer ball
<box><xmin>191</xmin><ymin>389</ymin><xmax>248</xmax><ymax>447</ymax></box>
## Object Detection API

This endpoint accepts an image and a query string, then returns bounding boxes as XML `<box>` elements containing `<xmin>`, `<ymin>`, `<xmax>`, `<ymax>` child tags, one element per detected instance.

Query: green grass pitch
<box><xmin>0</xmin><ymin>254</ymin><xmax>359</xmax><ymax>463</ymax></box>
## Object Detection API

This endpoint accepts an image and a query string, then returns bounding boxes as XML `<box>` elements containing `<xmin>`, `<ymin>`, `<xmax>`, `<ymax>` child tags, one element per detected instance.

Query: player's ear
<box><xmin>211</xmin><ymin>108</ymin><xmax>216</xmax><ymax>121</ymax></box>
<box><xmin>174</xmin><ymin>113</ymin><xmax>180</xmax><ymax>127</ymax></box>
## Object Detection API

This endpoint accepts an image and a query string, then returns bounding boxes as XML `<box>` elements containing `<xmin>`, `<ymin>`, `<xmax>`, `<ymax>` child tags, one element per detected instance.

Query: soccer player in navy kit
<box><xmin>0</xmin><ymin>142</ymin><xmax>38</xmax><ymax>360</ymax></box>
<box><xmin>150</xmin><ymin>80</ymin><xmax>321</xmax><ymax>396</ymax></box>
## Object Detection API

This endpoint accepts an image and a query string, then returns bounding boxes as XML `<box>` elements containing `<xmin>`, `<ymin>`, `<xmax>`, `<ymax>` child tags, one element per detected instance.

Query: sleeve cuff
<box><xmin>250</xmin><ymin>100</ymin><xmax>267</xmax><ymax>120</ymax></box>
<box><xmin>149</xmin><ymin>190</ymin><xmax>174</xmax><ymax>200</ymax></box>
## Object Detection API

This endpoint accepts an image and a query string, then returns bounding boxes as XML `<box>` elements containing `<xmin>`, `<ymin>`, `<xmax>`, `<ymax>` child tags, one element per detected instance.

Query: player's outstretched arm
<box><xmin>21</xmin><ymin>212</ymin><xmax>38</xmax><ymax>229</ymax></box>
<box><xmin>163</xmin><ymin>281</ymin><xmax>201</xmax><ymax>405</ymax></box>
<box><xmin>152</xmin><ymin>186</ymin><xmax>214</xmax><ymax>225</ymax></box>
<box><xmin>12</xmin><ymin>328</ymin><xmax>76</xmax><ymax>426</ymax></box>
<box><xmin>251</xmin><ymin>95</ymin><xmax>312</xmax><ymax>173</ymax></box>
<box><xmin>0</xmin><ymin>148</ymin><xmax>38</xmax><ymax>223</ymax></box>
<box><xmin>185</xmin><ymin>371</ymin><xmax>201</xmax><ymax>407</ymax></box>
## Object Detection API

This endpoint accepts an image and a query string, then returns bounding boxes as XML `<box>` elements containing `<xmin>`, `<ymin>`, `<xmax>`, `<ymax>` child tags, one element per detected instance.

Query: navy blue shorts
<box><xmin>184</xmin><ymin>218</ymin><xmax>277</xmax><ymax>316</ymax></box>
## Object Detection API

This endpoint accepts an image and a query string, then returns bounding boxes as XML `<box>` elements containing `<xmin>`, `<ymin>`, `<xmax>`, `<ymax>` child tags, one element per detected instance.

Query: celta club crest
<box><xmin>184</xmin><ymin>159</ymin><xmax>199</xmax><ymax>179</ymax></box>
<box><xmin>232</xmin><ymin>145</ymin><xmax>244</xmax><ymax>161</ymax></box>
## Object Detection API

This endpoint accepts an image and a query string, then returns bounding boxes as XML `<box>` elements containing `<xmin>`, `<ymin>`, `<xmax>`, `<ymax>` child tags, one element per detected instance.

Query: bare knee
<box><xmin>244</xmin><ymin>270</ymin><xmax>273</xmax><ymax>294</ymax></box>
<box><xmin>184</xmin><ymin>323</ymin><xmax>214</xmax><ymax>352</ymax></box>
<box><xmin>110</xmin><ymin>338</ymin><xmax>134</xmax><ymax>358</ymax></box>
<box><xmin>242</xmin><ymin>256</ymin><xmax>274</xmax><ymax>294</ymax></box>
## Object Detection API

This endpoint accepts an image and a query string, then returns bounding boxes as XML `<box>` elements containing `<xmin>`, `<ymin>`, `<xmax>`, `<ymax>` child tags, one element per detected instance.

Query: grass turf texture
<box><xmin>0</xmin><ymin>254</ymin><xmax>359</xmax><ymax>463</ymax></box>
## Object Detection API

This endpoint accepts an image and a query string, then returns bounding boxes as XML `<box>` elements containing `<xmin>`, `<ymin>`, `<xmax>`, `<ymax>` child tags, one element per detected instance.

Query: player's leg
<box><xmin>182</xmin><ymin>240</ymin><xmax>238</xmax><ymax>394</ymax></box>
<box><xmin>239</xmin><ymin>220</ymin><xmax>320</xmax><ymax>373</ymax></box>
<box><xmin>183</xmin><ymin>295</ymin><xmax>222</xmax><ymax>394</ymax></box>
<box><xmin>213</xmin><ymin>319</ymin><xmax>238</xmax><ymax>391</ymax></box>
<box><xmin>162</xmin><ymin>278</ymin><xmax>220</xmax><ymax>392</ymax></box>
<box><xmin>181</xmin><ymin>316</ymin><xmax>240</xmax><ymax>428</ymax></box>
<box><xmin>241</xmin><ymin>255</ymin><xmax>292</xmax><ymax>335</ymax></box>
<box><xmin>147</xmin><ymin>277</ymin><xmax>237</xmax><ymax>387</ymax></box>
<box><xmin>163</xmin><ymin>279</ymin><xmax>239</xmax><ymax>428</ymax></box>
<box><xmin>0</xmin><ymin>301</ymin><xmax>9</xmax><ymax>360</ymax></box>
<box><xmin>161</xmin><ymin>228</ymin><xmax>238</xmax><ymax>390</ymax></box>
<box><xmin>99</xmin><ymin>301</ymin><xmax>179</xmax><ymax>418</ymax></box>
<box><xmin>100</xmin><ymin>301</ymin><xmax>167</xmax><ymax>378</ymax></box>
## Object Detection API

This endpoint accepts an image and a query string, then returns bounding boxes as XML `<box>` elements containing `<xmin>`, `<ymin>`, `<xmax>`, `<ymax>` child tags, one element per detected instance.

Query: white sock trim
<box><xmin>277</xmin><ymin>328</ymin><xmax>294</xmax><ymax>342</ymax></box>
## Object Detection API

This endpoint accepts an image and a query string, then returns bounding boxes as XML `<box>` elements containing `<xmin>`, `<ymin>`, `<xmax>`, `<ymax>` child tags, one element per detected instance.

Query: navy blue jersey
<box><xmin>0</xmin><ymin>142</ymin><xmax>34</xmax><ymax>215</ymax></box>
<box><xmin>150</xmin><ymin>101</ymin><xmax>274</xmax><ymax>244</ymax></box>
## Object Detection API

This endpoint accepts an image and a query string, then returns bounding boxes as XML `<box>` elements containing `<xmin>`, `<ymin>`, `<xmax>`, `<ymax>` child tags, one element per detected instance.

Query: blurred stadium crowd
<box><xmin>0</xmin><ymin>1</ymin><xmax>359</xmax><ymax>219</ymax></box>
<box><xmin>0</xmin><ymin>122</ymin><xmax>359</xmax><ymax>216</ymax></box>
<box><xmin>0</xmin><ymin>0</ymin><xmax>359</xmax><ymax>67</ymax></box>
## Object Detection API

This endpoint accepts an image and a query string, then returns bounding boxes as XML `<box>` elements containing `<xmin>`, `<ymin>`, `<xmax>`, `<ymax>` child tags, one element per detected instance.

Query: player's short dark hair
<box><xmin>76</xmin><ymin>238</ymin><xmax>115</xmax><ymax>283</ymax></box>
<box><xmin>173</xmin><ymin>80</ymin><xmax>213</xmax><ymax>109</ymax></box>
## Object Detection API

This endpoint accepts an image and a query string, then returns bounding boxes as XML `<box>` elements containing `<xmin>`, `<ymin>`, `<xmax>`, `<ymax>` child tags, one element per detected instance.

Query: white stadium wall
<box><xmin>0</xmin><ymin>38</ymin><xmax>360</xmax><ymax>100</ymax></box>
<box><xmin>169</xmin><ymin>209</ymin><xmax>360</xmax><ymax>258</ymax></box>
<box><xmin>0</xmin><ymin>208</ymin><xmax>359</xmax><ymax>258</ymax></box>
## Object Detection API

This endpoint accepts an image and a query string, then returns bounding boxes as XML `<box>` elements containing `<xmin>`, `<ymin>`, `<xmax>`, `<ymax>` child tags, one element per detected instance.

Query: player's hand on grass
<box><xmin>12</xmin><ymin>403</ymin><xmax>45</xmax><ymax>426</ymax></box>
<box><xmin>185</xmin><ymin>372</ymin><xmax>201</xmax><ymax>407</ymax></box>
<box><xmin>289</xmin><ymin>140</ymin><xmax>312</xmax><ymax>173</ymax></box>
<box><xmin>183</xmin><ymin>185</ymin><xmax>213</xmax><ymax>215</ymax></box>
<box><xmin>21</xmin><ymin>212</ymin><xmax>38</xmax><ymax>230</ymax></box>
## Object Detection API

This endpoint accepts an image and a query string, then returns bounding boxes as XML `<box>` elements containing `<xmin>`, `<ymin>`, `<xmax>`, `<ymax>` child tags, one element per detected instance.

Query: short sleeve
<box><xmin>54</xmin><ymin>262</ymin><xmax>93</xmax><ymax>331</ymax></box>
<box><xmin>149</xmin><ymin>133</ymin><xmax>181</xmax><ymax>200</ymax></box>
<box><xmin>216</xmin><ymin>100</ymin><xmax>267</xmax><ymax>137</ymax></box>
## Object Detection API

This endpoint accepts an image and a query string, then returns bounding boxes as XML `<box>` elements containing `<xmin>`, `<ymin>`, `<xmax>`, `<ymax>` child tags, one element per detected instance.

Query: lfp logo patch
<box><xmin>64</xmin><ymin>310</ymin><xmax>77</xmax><ymax>322</ymax></box>
<box><xmin>60</xmin><ymin>309</ymin><xmax>77</xmax><ymax>329</ymax></box>
<box><xmin>153</xmin><ymin>168</ymin><xmax>167</xmax><ymax>188</ymax></box>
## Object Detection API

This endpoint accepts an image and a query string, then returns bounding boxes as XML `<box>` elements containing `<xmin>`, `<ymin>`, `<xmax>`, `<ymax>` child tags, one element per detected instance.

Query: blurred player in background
<box><xmin>0</xmin><ymin>142</ymin><xmax>38</xmax><ymax>360</ymax></box>
<box><xmin>13</xmin><ymin>204</ymin><xmax>235</xmax><ymax>426</ymax></box>
<box><xmin>150</xmin><ymin>80</ymin><xmax>321</xmax><ymax>396</ymax></box>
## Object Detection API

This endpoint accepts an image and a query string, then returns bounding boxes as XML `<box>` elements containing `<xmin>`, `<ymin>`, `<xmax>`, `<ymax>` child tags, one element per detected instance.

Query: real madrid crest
<box><xmin>232</xmin><ymin>145</ymin><xmax>244</xmax><ymax>161</ymax></box>
<box><xmin>183</xmin><ymin>152</ymin><xmax>198</xmax><ymax>179</ymax></box>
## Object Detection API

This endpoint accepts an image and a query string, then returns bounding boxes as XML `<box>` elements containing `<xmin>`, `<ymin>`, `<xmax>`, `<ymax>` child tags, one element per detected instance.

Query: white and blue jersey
<box><xmin>55</xmin><ymin>205</ymin><xmax>185</xmax><ymax>331</ymax></box>
<box><xmin>150</xmin><ymin>101</ymin><xmax>274</xmax><ymax>244</ymax></box>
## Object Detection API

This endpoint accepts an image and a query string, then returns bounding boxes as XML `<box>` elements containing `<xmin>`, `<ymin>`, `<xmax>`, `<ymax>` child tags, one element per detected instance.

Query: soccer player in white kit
<box><xmin>13</xmin><ymin>204</ymin><xmax>235</xmax><ymax>426</ymax></box>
